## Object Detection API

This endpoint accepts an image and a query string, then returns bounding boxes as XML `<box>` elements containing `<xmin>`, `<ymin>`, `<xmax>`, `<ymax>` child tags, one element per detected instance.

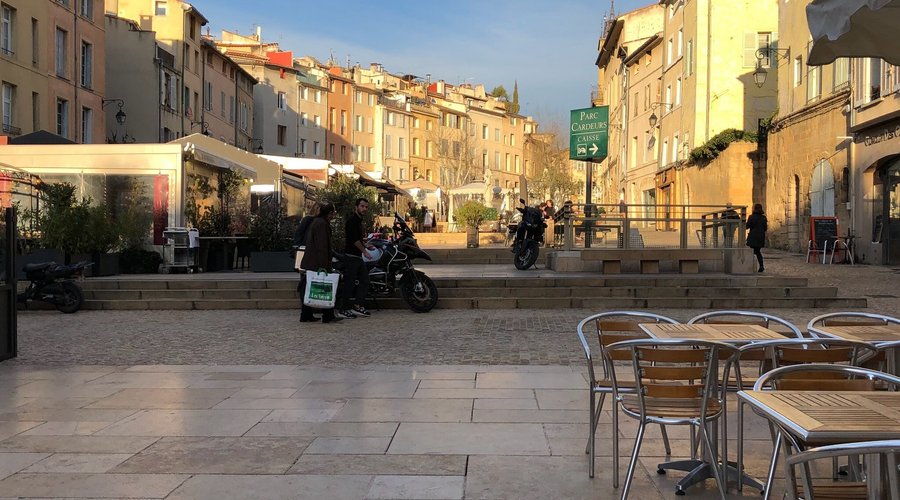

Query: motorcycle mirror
<box><xmin>519</xmin><ymin>198</ymin><xmax>526</xmax><ymax>204</ymax></box>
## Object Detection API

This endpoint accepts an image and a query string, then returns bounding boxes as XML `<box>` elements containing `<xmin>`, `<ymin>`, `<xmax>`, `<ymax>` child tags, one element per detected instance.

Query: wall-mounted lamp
<box><xmin>101</xmin><ymin>98</ymin><xmax>127</xmax><ymax>125</ymax></box>
<box><xmin>753</xmin><ymin>47</ymin><xmax>791</xmax><ymax>88</ymax></box>
<box><xmin>647</xmin><ymin>102</ymin><xmax>673</xmax><ymax>128</ymax></box>
<box><xmin>191</xmin><ymin>121</ymin><xmax>210</xmax><ymax>135</ymax></box>
<box><xmin>250</xmin><ymin>138</ymin><xmax>264</xmax><ymax>154</ymax></box>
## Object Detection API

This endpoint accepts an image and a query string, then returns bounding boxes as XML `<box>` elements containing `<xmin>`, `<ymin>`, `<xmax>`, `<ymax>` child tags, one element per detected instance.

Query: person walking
<box><xmin>746</xmin><ymin>203</ymin><xmax>768</xmax><ymax>272</ymax></box>
<box><xmin>721</xmin><ymin>202</ymin><xmax>741</xmax><ymax>248</ymax></box>
<box><xmin>342</xmin><ymin>198</ymin><xmax>373</xmax><ymax>318</ymax></box>
<box><xmin>299</xmin><ymin>203</ymin><xmax>342</xmax><ymax>323</ymax></box>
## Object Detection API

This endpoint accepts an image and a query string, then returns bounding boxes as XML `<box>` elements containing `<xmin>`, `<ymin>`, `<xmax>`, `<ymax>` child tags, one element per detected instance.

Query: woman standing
<box><xmin>746</xmin><ymin>203</ymin><xmax>768</xmax><ymax>272</ymax></box>
<box><xmin>299</xmin><ymin>203</ymin><xmax>342</xmax><ymax>323</ymax></box>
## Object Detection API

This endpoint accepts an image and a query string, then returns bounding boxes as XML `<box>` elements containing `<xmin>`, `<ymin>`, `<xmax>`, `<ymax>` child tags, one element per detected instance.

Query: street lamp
<box><xmin>647</xmin><ymin>102</ymin><xmax>673</xmax><ymax>128</ymax></box>
<box><xmin>250</xmin><ymin>139</ymin><xmax>264</xmax><ymax>154</ymax></box>
<box><xmin>753</xmin><ymin>47</ymin><xmax>791</xmax><ymax>88</ymax></box>
<box><xmin>191</xmin><ymin>121</ymin><xmax>210</xmax><ymax>135</ymax></box>
<box><xmin>101</xmin><ymin>98</ymin><xmax>127</xmax><ymax>125</ymax></box>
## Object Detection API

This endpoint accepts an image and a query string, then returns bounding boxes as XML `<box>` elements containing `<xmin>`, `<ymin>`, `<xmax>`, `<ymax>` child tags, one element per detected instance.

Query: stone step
<box><xmin>81</xmin><ymin>296</ymin><xmax>868</xmax><ymax>311</ymax></box>
<box><xmin>83</xmin><ymin>285</ymin><xmax>839</xmax><ymax>301</ymax></box>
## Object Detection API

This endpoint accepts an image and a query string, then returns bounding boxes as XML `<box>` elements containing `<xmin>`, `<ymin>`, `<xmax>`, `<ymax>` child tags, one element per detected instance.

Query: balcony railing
<box><xmin>1</xmin><ymin>123</ymin><xmax>22</xmax><ymax>136</ymax></box>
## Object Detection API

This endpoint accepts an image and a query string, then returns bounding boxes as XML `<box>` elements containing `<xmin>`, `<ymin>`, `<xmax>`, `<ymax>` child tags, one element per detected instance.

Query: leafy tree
<box><xmin>490</xmin><ymin>85</ymin><xmax>509</xmax><ymax>100</ymax></box>
<box><xmin>510</xmin><ymin>81</ymin><xmax>520</xmax><ymax>114</ymax></box>
<box><xmin>317</xmin><ymin>174</ymin><xmax>384</xmax><ymax>250</ymax></box>
<box><xmin>250</xmin><ymin>201</ymin><xmax>296</xmax><ymax>252</ymax></box>
<box><xmin>689</xmin><ymin>128</ymin><xmax>759</xmax><ymax>164</ymax></box>
<box><xmin>429</xmin><ymin>122</ymin><xmax>484</xmax><ymax>190</ymax></box>
<box><xmin>455</xmin><ymin>200</ymin><xmax>492</xmax><ymax>228</ymax></box>
<box><xmin>526</xmin><ymin>130</ymin><xmax>581</xmax><ymax>203</ymax></box>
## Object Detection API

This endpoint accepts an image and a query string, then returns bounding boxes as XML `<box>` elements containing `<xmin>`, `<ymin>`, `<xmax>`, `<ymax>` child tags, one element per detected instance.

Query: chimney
<box><xmin>255</xmin><ymin>26</ymin><xmax>262</xmax><ymax>41</ymax></box>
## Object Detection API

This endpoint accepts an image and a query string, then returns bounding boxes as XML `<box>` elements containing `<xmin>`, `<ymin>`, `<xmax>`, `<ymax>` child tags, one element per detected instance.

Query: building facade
<box><xmin>295</xmin><ymin>57</ymin><xmax>327</xmax><ymax>160</ymax></box>
<box><xmin>1</xmin><ymin>0</ymin><xmax>50</xmax><ymax>140</ymax></box>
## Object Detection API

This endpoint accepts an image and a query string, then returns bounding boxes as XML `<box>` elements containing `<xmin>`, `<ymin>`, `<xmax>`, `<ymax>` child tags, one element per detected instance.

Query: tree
<box><xmin>510</xmin><ymin>81</ymin><xmax>520</xmax><ymax>114</ymax></box>
<box><xmin>526</xmin><ymin>129</ymin><xmax>581</xmax><ymax>203</ymax></box>
<box><xmin>429</xmin><ymin>121</ymin><xmax>484</xmax><ymax>190</ymax></box>
<box><xmin>490</xmin><ymin>85</ymin><xmax>509</xmax><ymax>100</ymax></box>
<box><xmin>317</xmin><ymin>174</ymin><xmax>384</xmax><ymax>250</ymax></box>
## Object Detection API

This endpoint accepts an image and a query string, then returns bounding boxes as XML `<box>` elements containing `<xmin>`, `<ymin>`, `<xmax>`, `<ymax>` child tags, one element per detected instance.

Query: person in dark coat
<box><xmin>746</xmin><ymin>203</ymin><xmax>768</xmax><ymax>272</ymax></box>
<box><xmin>299</xmin><ymin>203</ymin><xmax>341</xmax><ymax>323</ymax></box>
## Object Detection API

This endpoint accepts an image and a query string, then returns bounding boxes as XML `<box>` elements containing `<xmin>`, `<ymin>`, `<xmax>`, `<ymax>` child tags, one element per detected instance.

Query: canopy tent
<box><xmin>807</xmin><ymin>0</ymin><xmax>900</xmax><ymax>65</ymax></box>
<box><xmin>448</xmin><ymin>182</ymin><xmax>487</xmax><ymax>226</ymax></box>
<box><xmin>401</xmin><ymin>179</ymin><xmax>442</xmax><ymax>221</ymax></box>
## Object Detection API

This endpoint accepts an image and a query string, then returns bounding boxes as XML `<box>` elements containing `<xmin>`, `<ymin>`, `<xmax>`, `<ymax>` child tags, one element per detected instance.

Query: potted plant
<box><xmin>455</xmin><ymin>200</ymin><xmax>491</xmax><ymax>248</ymax></box>
<box><xmin>249</xmin><ymin>202</ymin><xmax>297</xmax><ymax>272</ymax></box>
<box><xmin>116</xmin><ymin>186</ymin><xmax>162</xmax><ymax>274</ymax></box>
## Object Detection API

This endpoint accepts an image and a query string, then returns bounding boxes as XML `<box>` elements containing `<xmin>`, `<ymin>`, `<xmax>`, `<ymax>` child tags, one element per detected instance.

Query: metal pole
<box><xmin>585</xmin><ymin>159</ymin><xmax>593</xmax><ymax>248</ymax></box>
<box><xmin>680</xmin><ymin>205</ymin><xmax>688</xmax><ymax>249</ymax></box>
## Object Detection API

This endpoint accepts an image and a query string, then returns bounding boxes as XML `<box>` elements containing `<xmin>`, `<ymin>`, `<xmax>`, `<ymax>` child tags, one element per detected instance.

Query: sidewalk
<box><xmin>0</xmin><ymin>363</ymin><xmax>779</xmax><ymax>499</ymax></box>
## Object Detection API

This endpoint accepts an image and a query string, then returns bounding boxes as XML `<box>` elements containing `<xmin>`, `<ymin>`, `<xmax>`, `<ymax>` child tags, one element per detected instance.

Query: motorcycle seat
<box><xmin>24</xmin><ymin>262</ymin><xmax>55</xmax><ymax>272</ymax></box>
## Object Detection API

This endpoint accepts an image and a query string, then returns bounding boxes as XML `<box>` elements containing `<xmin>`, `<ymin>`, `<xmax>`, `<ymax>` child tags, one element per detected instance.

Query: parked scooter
<box><xmin>334</xmin><ymin>213</ymin><xmax>438</xmax><ymax>312</ymax></box>
<box><xmin>511</xmin><ymin>199</ymin><xmax>546</xmax><ymax>270</ymax></box>
<box><xmin>18</xmin><ymin>261</ymin><xmax>92</xmax><ymax>313</ymax></box>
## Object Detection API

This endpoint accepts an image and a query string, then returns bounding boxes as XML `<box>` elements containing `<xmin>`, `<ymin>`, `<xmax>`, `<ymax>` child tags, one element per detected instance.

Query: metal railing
<box><xmin>554</xmin><ymin>203</ymin><xmax>747</xmax><ymax>250</ymax></box>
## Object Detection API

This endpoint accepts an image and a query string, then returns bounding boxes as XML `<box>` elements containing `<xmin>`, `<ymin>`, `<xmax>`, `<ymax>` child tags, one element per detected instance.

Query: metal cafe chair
<box><xmin>575</xmin><ymin>311</ymin><xmax>678</xmax><ymax>479</ymax></box>
<box><xmin>689</xmin><ymin>310</ymin><xmax>805</xmax><ymax>339</ymax></box>
<box><xmin>752</xmin><ymin>364</ymin><xmax>900</xmax><ymax>500</ymax></box>
<box><xmin>783</xmin><ymin>440</ymin><xmax>900</xmax><ymax>500</ymax></box>
<box><xmin>807</xmin><ymin>312</ymin><xmax>900</xmax><ymax>334</ymax></box>
<box><xmin>734</xmin><ymin>339</ymin><xmax>879</xmax><ymax>495</ymax></box>
<box><xmin>603</xmin><ymin>338</ymin><xmax>738</xmax><ymax>499</ymax></box>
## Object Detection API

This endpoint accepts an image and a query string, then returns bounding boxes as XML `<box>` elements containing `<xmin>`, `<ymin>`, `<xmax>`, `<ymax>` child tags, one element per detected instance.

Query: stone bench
<box><xmin>548</xmin><ymin>248</ymin><xmax>755</xmax><ymax>274</ymax></box>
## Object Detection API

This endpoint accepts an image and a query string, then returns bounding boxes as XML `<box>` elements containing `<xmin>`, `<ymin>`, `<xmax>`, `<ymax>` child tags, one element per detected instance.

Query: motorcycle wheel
<box><xmin>55</xmin><ymin>281</ymin><xmax>83</xmax><ymax>314</ymax></box>
<box><xmin>514</xmin><ymin>240</ymin><xmax>539</xmax><ymax>270</ymax></box>
<box><xmin>400</xmin><ymin>271</ymin><xmax>438</xmax><ymax>313</ymax></box>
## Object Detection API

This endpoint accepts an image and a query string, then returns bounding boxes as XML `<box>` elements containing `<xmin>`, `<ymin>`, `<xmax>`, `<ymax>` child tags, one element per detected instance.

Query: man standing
<box><xmin>342</xmin><ymin>198</ymin><xmax>373</xmax><ymax>317</ymax></box>
<box><xmin>721</xmin><ymin>202</ymin><xmax>741</xmax><ymax>248</ymax></box>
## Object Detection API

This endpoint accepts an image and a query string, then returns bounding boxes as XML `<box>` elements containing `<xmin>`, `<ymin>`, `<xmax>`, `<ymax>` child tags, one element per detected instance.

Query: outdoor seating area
<box><xmin>576</xmin><ymin>310</ymin><xmax>900</xmax><ymax>499</ymax></box>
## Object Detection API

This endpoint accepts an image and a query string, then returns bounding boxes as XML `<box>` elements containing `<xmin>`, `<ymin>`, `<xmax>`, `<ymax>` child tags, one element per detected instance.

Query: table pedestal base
<box><xmin>658</xmin><ymin>459</ymin><xmax>765</xmax><ymax>495</ymax></box>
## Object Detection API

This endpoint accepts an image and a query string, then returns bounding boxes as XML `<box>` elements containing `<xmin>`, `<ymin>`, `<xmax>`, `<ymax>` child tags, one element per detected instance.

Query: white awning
<box><xmin>185</xmin><ymin>144</ymin><xmax>258</xmax><ymax>180</ymax></box>
<box><xmin>807</xmin><ymin>0</ymin><xmax>900</xmax><ymax>65</ymax></box>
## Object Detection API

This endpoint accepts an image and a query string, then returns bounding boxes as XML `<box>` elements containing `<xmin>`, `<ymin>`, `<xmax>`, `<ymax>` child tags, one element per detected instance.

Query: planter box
<box><xmin>205</xmin><ymin>243</ymin><xmax>235</xmax><ymax>272</ymax></box>
<box><xmin>250</xmin><ymin>251</ymin><xmax>294</xmax><ymax>272</ymax></box>
<box><xmin>92</xmin><ymin>252</ymin><xmax>121</xmax><ymax>277</ymax></box>
<box><xmin>466</xmin><ymin>227</ymin><xmax>479</xmax><ymax>248</ymax></box>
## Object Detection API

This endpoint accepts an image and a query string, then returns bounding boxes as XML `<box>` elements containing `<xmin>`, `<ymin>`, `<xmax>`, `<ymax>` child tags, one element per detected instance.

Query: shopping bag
<box><xmin>303</xmin><ymin>269</ymin><xmax>339</xmax><ymax>308</ymax></box>
<box><xmin>293</xmin><ymin>246</ymin><xmax>305</xmax><ymax>271</ymax></box>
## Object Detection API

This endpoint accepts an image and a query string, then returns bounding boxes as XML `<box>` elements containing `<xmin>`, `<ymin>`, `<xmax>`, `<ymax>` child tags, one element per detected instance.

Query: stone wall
<box><xmin>680</xmin><ymin>141</ymin><xmax>758</xmax><ymax>209</ymax></box>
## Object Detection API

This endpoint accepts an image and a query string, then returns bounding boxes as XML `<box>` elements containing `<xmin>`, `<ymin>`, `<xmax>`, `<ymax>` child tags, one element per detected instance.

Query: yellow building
<box><xmin>1</xmin><ymin>0</ymin><xmax>49</xmax><ymax>140</ymax></box>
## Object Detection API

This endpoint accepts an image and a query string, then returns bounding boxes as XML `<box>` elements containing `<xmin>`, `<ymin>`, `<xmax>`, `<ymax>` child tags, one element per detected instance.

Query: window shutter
<box><xmin>743</xmin><ymin>33</ymin><xmax>757</xmax><ymax>67</ymax></box>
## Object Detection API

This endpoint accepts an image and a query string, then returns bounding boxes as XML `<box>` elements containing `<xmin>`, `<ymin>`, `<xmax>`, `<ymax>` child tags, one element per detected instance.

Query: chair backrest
<box><xmin>576</xmin><ymin>311</ymin><xmax>678</xmax><ymax>384</ymax></box>
<box><xmin>754</xmin><ymin>364</ymin><xmax>900</xmax><ymax>392</ymax></box>
<box><xmin>688</xmin><ymin>310</ymin><xmax>804</xmax><ymax>338</ymax></box>
<box><xmin>807</xmin><ymin>312</ymin><xmax>900</xmax><ymax>335</ymax></box>
<box><xmin>605</xmin><ymin>338</ymin><xmax>739</xmax><ymax>419</ymax></box>
<box><xmin>784</xmin><ymin>440</ymin><xmax>900</xmax><ymax>500</ymax></box>
<box><xmin>736</xmin><ymin>338</ymin><xmax>876</xmax><ymax>387</ymax></box>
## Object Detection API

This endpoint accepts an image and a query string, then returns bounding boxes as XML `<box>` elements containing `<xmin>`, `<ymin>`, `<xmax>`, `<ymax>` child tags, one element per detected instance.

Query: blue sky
<box><xmin>192</xmin><ymin>0</ymin><xmax>646</xmax><ymax>130</ymax></box>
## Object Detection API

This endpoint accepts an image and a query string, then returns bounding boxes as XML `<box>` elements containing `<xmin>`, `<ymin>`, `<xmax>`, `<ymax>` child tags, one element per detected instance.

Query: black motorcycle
<box><xmin>511</xmin><ymin>199</ymin><xmax>546</xmax><ymax>270</ymax></box>
<box><xmin>337</xmin><ymin>213</ymin><xmax>438</xmax><ymax>313</ymax></box>
<box><xmin>18</xmin><ymin>261</ymin><xmax>92</xmax><ymax>313</ymax></box>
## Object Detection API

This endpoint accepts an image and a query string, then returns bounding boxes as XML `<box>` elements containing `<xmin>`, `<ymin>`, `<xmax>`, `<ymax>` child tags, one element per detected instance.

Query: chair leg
<box><xmin>698</xmin><ymin>424</ymin><xmax>727</xmax><ymax>500</ymax></box>
<box><xmin>586</xmin><ymin>392</ymin><xmax>606</xmax><ymax>455</ymax></box>
<box><xmin>737</xmin><ymin>400</ymin><xmax>746</xmax><ymax>492</ymax></box>
<box><xmin>762</xmin><ymin>432</ymin><xmax>782</xmax><ymax>500</ymax></box>
<box><xmin>613</xmin><ymin>401</ymin><xmax>620</xmax><ymax>489</ymax></box>
<box><xmin>689</xmin><ymin>426</ymin><xmax>697</xmax><ymax>460</ymax></box>
<box><xmin>621</xmin><ymin>420</ymin><xmax>646</xmax><ymax>500</ymax></box>
<box><xmin>588</xmin><ymin>391</ymin><xmax>596</xmax><ymax>478</ymax></box>
<box><xmin>659</xmin><ymin>424</ymin><xmax>671</xmax><ymax>456</ymax></box>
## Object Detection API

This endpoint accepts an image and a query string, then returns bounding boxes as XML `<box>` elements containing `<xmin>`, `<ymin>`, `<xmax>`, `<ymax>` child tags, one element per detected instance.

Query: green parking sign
<box><xmin>569</xmin><ymin>106</ymin><xmax>608</xmax><ymax>161</ymax></box>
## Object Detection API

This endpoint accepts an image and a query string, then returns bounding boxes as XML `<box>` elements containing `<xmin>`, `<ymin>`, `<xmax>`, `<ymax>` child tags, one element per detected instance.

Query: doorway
<box><xmin>878</xmin><ymin>161</ymin><xmax>900</xmax><ymax>265</ymax></box>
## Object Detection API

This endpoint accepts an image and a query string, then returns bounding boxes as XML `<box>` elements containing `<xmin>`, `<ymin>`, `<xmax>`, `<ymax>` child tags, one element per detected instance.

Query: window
<box><xmin>239</xmin><ymin>101</ymin><xmax>248</xmax><ymax>131</ymax></box>
<box><xmin>188</xmin><ymin>15</ymin><xmax>196</xmax><ymax>39</ymax></box>
<box><xmin>414</xmin><ymin>117</ymin><xmax>420</xmax><ymax>128</ymax></box>
<box><xmin>515</xmin><ymin>155</ymin><xmax>520</xmax><ymax>173</ymax></box>
<box><xmin>665</xmin><ymin>85</ymin><xmax>672</xmax><ymax>109</ymax></box>
<box><xmin>833</xmin><ymin>58</ymin><xmax>849</xmax><ymax>89</ymax></box>
<box><xmin>672</xmin><ymin>134</ymin><xmax>679</xmax><ymax>162</ymax></box>
<box><xmin>745</xmin><ymin>32</ymin><xmax>773</xmax><ymax>68</ymax></box>
<box><xmin>398</xmin><ymin>137</ymin><xmax>406</xmax><ymax>159</ymax></box>
<box><xmin>677</xmin><ymin>28</ymin><xmax>683</xmax><ymax>58</ymax></box>
<box><xmin>633</xmin><ymin>92</ymin><xmax>639</xmax><ymax>117</ymax></box>
<box><xmin>314</xmin><ymin>90</ymin><xmax>321</xmax><ymax>103</ymax></box>
<box><xmin>31</xmin><ymin>18</ymin><xmax>38</xmax><ymax>65</ymax></box>
<box><xmin>667</xmin><ymin>38</ymin><xmax>673</xmax><ymax>65</ymax></box>
<box><xmin>675</xmin><ymin>78</ymin><xmax>682</xmax><ymax>106</ymax></box>
<box><xmin>661</xmin><ymin>138</ymin><xmax>668</xmax><ymax>166</ymax></box>
<box><xmin>55</xmin><ymin>28</ymin><xmax>67</xmax><ymax>77</ymax></box>
<box><xmin>340</xmin><ymin>110</ymin><xmax>346</xmax><ymax>135</ymax></box>
<box><xmin>793</xmin><ymin>56</ymin><xmax>803</xmax><ymax>87</ymax></box>
<box><xmin>1</xmin><ymin>4</ymin><xmax>13</xmax><ymax>56</ymax></box>
<box><xmin>313</xmin><ymin>141</ymin><xmax>320</xmax><ymax>157</ymax></box>
<box><xmin>686</xmin><ymin>39</ymin><xmax>693</xmax><ymax>75</ymax></box>
<box><xmin>868</xmin><ymin>58</ymin><xmax>882</xmax><ymax>101</ymax></box>
<box><xmin>494</xmin><ymin>128</ymin><xmax>500</xmax><ymax>141</ymax></box>
<box><xmin>807</xmin><ymin>63</ymin><xmax>822</xmax><ymax>102</ymax></box>
<box><xmin>385</xmin><ymin>135</ymin><xmax>392</xmax><ymax>158</ymax></box>
<box><xmin>355</xmin><ymin>91</ymin><xmax>361</xmax><ymax>104</ymax></box>
<box><xmin>204</xmin><ymin>81</ymin><xmax>212</xmax><ymax>110</ymax></box>
<box><xmin>367</xmin><ymin>146</ymin><xmax>374</xmax><ymax>161</ymax></box>
<box><xmin>355</xmin><ymin>114</ymin><xmax>362</xmax><ymax>131</ymax></box>
<box><xmin>300</xmin><ymin>87</ymin><xmax>308</xmax><ymax>100</ymax></box>
<box><xmin>482</xmin><ymin>150</ymin><xmax>488</xmax><ymax>167</ymax></box>
<box><xmin>426</xmin><ymin>140</ymin><xmax>433</xmax><ymax>158</ymax></box>
<box><xmin>155</xmin><ymin>0</ymin><xmax>166</xmax><ymax>15</ymax></box>
<box><xmin>220</xmin><ymin>91</ymin><xmax>225</xmax><ymax>117</ymax></box>
<box><xmin>494</xmin><ymin>151</ymin><xmax>500</xmax><ymax>169</ymax></box>
<box><xmin>368</xmin><ymin>94</ymin><xmax>374</xmax><ymax>106</ymax></box>
<box><xmin>367</xmin><ymin>117</ymin><xmax>373</xmax><ymax>133</ymax></box>
<box><xmin>630</xmin><ymin>136</ymin><xmax>637</xmax><ymax>169</ymax></box>
<box><xmin>79</xmin><ymin>0</ymin><xmax>92</xmax><ymax>19</ymax></box>
<box><xmin>413</xmin><ymin>137</ymin><xmax>420</xmax><ymax>156</ymax></box>
<box><xmin>387</xmin><ymin>112</ymin><xmax>395</xmax><ymax>126</ymax></box>
<box><xmin>511</xmin><ymin>134</ymin><xmax>515</xmax><ymax>146</ymax></box>
<box><xmin>228</xmin><ymin>96</ymin><xmax>234</xmax><ymax>123</ymax></box>
<box><xmin>31</xmin><ymin>91</ymin><xmax>39</xmax><ymax>130</ymax></box>
<box><xmin>426</xmin><ymin>119</ymin><xmax>433</xmax><ymax>131</ymax></box>
<box><xmin>277</xmin><ymin>125</ymin><xmax>286</xmax><ymax>146</ymax></box>
<box><xmin>81</xmin><ymin>107</ymin><xmax>92</xmax><ymax>143</ymax></box>
<box><xmin>300</xmin><ymin>112</ymin><xmax>308</xmax><ymax>126</ymax></box>
<box><xmin>482</xmin><ymin>124</ymin><xmax>488</xmax><ymax>139</ymax></box>
<box><xmin>277</xmin><ymin>91</ymin><xmax>286</xmax><ymax>110</ymax></box>
<box><xmin>1</xmin><ymin>82</ymin><xmax>13</xmax><ymax>130</ymax></box>
<box><xmin>80</xmin><ymin>41</ymin><xmax>92</xmax><ymax>88</ymax></box>
<box><xmin>299</xmin><ymin>139</ymin><xmax>307</xmax><ymax>156</ymax></box>
<box><xmin>314</xmin><ymin>115</ymin><xmax>321</xmax><ymax>127</ymax></box>
<box><xmin>193</xmin><ymin>91</ymin><xmax>199</xmax><ymax>117</ymax></box>
<box><xmin>56</xmin><ymin>98</ymin><xmax>69</xmax><ymax>137</ymax></box>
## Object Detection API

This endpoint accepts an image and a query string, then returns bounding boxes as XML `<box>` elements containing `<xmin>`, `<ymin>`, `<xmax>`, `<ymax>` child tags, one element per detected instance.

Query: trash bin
<box><xmin>162</xmin><ymin>227</ymin><xmax>194</xmax><ymax>273</ymax></box>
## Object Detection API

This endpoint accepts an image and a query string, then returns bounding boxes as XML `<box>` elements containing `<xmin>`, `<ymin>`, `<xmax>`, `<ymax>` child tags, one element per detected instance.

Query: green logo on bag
<box><xmin>309</xmin><ymin>281</ymin><xmax>333</xmax><ymax>301</ymax></box>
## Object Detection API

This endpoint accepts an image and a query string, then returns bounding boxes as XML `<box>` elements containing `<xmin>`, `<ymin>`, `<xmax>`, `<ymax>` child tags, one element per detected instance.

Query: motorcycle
<box><xmin>511</xmin><ymin>199</ymin><xmax>546</xmax><ymax>270</ymax></box>
<box><xmin>335</xmin><ymin>213</ymin><xmax>438</xmax><ymax>313</ymax></box>
<box><xmin>18</xmin><ymin>261</ymin><xmax>92</xmax><ymax>313</ymax></box>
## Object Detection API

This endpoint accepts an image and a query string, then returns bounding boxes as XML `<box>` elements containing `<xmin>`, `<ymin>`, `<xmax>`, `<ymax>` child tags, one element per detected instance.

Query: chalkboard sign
<box><xmin>810</xmin><ymin>216</ymin><xmax>839</xmax><ymax>250</ymax></box>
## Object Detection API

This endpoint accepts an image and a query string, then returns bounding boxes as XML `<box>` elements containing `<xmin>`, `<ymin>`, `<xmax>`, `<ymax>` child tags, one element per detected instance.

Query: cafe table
<box><xmin>739</xmin><ymin>390</ymin><xmax>900</xmax><ymax>499</ymax></box>
<box><xmin>637</xmin><ymin>322</ymin><xmax>787</xmax><ymax>493</ymax></box>
<box><xmin>809</xmin><ymin>324</ymin><xmax>900</xmax><ymax>375</ymax></box>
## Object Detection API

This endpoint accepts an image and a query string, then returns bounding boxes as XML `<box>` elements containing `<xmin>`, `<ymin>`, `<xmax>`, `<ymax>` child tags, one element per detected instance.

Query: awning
<box><xmin>400</xmin><ymin>179</ymin><xmax>439</xmax><ymax>192</ymax></box>
<box><xmin>185</xmin><ymin>145</ymin><xmax>257</xmax><ymax>179</ymax></box>
<box><xmin>807</xmin><ymin>0</ymin><xmax>900</xmax><ymax>65</ymax></box>
<box><xmin>170</xmin><ymin>134</ymin><xmax>289</xmax><ymax>182</ymax></box>
<box><xmin>449</xmin><ymin>181</ymin><xmax>487</xmax><ymax>195</ymax></box>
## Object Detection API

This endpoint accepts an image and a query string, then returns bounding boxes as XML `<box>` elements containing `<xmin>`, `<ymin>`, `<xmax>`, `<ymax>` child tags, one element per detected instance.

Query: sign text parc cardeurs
<box><xmin>569</xmin><ymin>106</ymin><xmax>609</xmax><ymax>161</ymax></box>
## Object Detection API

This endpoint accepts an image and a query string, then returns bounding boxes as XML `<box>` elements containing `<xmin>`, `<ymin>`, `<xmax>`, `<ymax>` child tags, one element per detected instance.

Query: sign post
<box><xmin>570</xmin><ymin>106</ymin><xmax>609</xmax><ymax>248</ymax></box>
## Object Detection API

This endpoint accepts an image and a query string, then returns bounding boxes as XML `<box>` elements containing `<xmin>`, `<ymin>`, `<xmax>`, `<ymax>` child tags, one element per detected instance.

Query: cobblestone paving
<box><xmin>12</xmin><ymin>250</ymin><xmax>900</xmax><ymax>366</ymax></box>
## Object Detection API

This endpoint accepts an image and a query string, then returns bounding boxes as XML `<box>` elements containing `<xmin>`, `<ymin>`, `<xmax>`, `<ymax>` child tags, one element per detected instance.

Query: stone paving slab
<box><xmin>0</xmin><ymin>363</ymin><xmax>820</xmax><ymax>499</ymax></box>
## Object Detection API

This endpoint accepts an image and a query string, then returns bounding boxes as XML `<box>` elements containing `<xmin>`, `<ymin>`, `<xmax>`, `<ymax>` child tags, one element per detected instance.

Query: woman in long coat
<box><xmin>300</xmin><ymin>204</ymin><xmax>341</xmax><ymax>323</ymax></box>
<box><xmin>746</xmin><ymin>203</ymin><xmax>768</xmax><ymax>272</ymax></box>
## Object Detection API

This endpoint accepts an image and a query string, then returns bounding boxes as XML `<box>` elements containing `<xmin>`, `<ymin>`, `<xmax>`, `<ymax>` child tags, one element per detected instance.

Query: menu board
<box><xmin>810</xmin><ymin>216</ymin><xmax>838</xmax><ymax>250</ymax></box>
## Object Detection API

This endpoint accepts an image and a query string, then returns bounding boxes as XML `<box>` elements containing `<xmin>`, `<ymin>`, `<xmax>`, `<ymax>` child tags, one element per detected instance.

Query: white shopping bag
<box><xmin>293</xmin><ymin>246</ymin><xmax>305</xmax><ymax>271</ymax></box>
<box><xmin>303</xmin><ymin>269</ymin><xmax>339</xmax><ymax>308</ymax></box>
